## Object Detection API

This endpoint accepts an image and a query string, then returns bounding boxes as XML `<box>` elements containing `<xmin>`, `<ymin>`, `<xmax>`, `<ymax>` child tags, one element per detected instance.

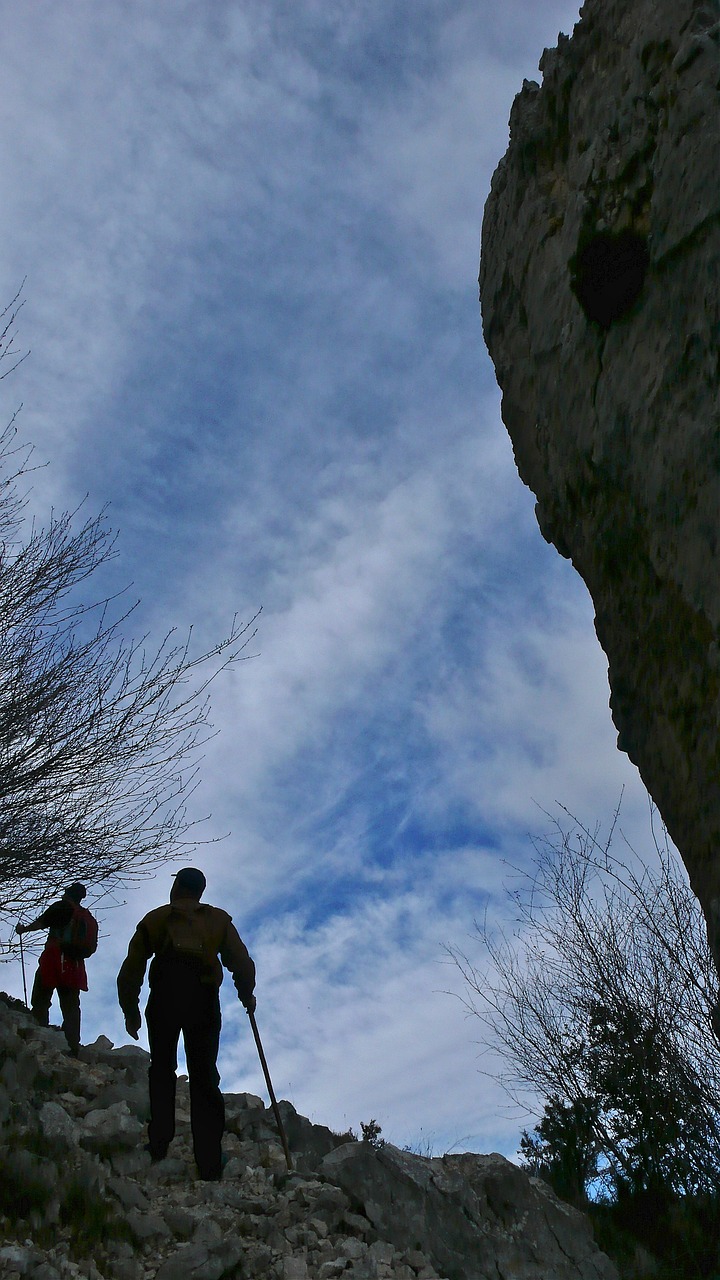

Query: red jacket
<box><xmin>27</xmin><ymin>899</ymin><xmax>88</xmax><ymax>992</ymax></box>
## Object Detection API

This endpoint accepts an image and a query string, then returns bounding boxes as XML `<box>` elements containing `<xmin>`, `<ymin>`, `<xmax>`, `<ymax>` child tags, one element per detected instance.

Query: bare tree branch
<box><xmin>447</xmin><ymin>800</ymin><xmax>720</xmax><ymax>1197</ymax></box>
<box><xmin>0</xmin><ymin>411</ymin><xmax>259</xmax><ymax>928</ymax></box>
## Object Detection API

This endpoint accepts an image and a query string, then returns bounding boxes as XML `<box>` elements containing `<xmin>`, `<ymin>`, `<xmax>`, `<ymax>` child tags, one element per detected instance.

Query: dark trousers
<box><xmin>146</xmin><ymin>963</ymin><xmax>224</xmax><ymax>1178</ymax></box>
<box><xmin>31</xmin><ymin>971</ymin><xmax>81</xmax><ymax>1053</ymax></box>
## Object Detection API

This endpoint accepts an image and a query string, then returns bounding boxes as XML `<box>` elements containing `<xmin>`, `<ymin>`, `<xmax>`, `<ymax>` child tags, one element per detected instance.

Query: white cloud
<box><xmin>354</xmin><ymin>1</ymin><xmax>583</xmax><ymax>284</ymax></box>
<box><xmin>215</xmin><ymin>849</ymin><xmax>524</xmax><ymax>1154</ymax></box>
<box><xmin>419</xmin><ymin>585</ymin><xmax>643</xmax><ymax>828</ymax></box>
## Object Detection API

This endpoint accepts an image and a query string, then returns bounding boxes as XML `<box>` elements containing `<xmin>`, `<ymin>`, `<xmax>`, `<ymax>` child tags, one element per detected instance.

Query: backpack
<box><xmin>60</xmin><ymin>904</ymin><xmax>99</xmax><ymax>960</ymax></box>
<box><xmin>161</xmin><ymin>905</ymin><xmax>211</xmax><ymax>969</ymax></box>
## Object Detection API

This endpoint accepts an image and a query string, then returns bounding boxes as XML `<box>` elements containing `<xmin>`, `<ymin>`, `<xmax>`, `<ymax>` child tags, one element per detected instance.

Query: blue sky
<box><xmin>0</xmin><ymin>0</ymin><xmax>654</xmax><ymax>1157</ymax></box>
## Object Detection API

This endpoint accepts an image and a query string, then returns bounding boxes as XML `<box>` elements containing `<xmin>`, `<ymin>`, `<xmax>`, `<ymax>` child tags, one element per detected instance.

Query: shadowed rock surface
<box><xmin>0</xmin><ymin>993</ymin><xmax>616</xmax><ymax>1279</ymax></box>
<box><xmin>480</xmin><ymin>0</ymin><xmax>720</xmax><ymax>950</ymax></box>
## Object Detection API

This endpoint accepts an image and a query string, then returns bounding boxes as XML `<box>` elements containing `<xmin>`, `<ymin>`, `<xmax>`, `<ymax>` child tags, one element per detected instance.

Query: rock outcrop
<box><xmin>0</xmin><ymin>994</ymin><xmax>617</xmax><ymax>1280</ymax></box>
<box><xmin>480</xmin><ymin>0</ymin><xmax>720</xmax><ymax>945</ymax></box>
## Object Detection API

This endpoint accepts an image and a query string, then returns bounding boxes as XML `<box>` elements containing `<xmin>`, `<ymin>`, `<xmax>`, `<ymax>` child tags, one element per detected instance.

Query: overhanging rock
<box><xmin>480</xmin><ymin>0</ymin><xmax>720</xmax><ymax>948</ymax></box>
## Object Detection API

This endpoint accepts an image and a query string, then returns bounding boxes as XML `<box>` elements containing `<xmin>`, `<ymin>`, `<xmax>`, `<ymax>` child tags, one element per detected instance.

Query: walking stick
<box><xmin>247</xmin><ymin>1007</ymin><xmax>293</xmax><ymax>1171</ymax></box>
<box><xmin>19</xmin><ymin>931</ymin><xmax>28</xmax><ymax>1007</ymax></box>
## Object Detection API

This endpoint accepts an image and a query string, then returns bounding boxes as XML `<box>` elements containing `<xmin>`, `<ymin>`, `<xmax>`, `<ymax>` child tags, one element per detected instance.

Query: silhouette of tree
<box><xmin>519</xmin><ymin>1096</ymin><xmax>600</xmax><ymax>1206</ymax></box>
<box><xmin>449</xmin><ymin>802</ymin><xmax>720</xmax><ymax>1200</ymax></box>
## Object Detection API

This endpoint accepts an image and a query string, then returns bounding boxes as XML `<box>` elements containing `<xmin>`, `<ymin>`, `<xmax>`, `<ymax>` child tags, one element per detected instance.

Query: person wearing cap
<box><xmin>15</xmin><ymin>882</ymin><xmax>90</xmax><ymax>1056</ymax></box>
<box><xmin>116</xmin><ymin>867</ymin><xmax>256</xmax><ymax>1181</ymax></box>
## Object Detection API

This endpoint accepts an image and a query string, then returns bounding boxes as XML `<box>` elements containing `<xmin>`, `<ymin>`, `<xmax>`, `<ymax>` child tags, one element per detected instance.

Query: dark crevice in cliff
<box><xmin>569</xmin><ymin>229</ymin><xmax>650</xmax><ymax>327</ymax></box>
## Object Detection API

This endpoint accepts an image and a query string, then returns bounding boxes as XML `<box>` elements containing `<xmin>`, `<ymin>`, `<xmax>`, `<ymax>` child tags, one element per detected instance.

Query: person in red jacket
<box><xmin>16</xmin><ymin>881</ymin><xmax>90</xmax><ymax>1056</ymax></box>
<box><xmin>117</xmin><ymin>867</ymin><xmax>256</xmax><ymax>1181</ymax></box>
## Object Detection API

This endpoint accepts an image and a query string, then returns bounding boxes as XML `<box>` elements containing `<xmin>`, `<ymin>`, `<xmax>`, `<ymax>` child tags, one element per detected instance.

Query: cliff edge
<box><xmin>480</xmin><ymin>0</ymin><xmax>720</xmax><ymax>947</ymax></box>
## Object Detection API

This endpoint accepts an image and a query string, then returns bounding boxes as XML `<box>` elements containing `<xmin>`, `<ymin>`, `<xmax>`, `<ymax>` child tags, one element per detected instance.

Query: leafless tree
<box><xmin>448</xmin><ymin>801</ymin><xmax>720</xmax><ymax>1197</ymax></box>
<box><xmin>0</xmin><ymin>293</ymin><xmax>259</xmax><ymax>926</ymax></box>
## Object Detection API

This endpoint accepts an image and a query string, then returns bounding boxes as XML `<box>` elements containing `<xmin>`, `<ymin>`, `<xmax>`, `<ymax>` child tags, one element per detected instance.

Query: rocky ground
<box><xmin>0</xmin><ymin>993</ymin><xmax>617</xmax><ymax>1280</ymax></box>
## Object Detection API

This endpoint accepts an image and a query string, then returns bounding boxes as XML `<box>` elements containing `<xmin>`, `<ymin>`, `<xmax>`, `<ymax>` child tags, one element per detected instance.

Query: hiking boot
<box><xmin>145</xmin><ymin>1142</ymin><xmax>169</xmax><ymax>1162</ymax></box>
<box><xmin>198</xmin><ymin>1154</ymin><xmax>225</xmax><ymax>1181</ymax></box>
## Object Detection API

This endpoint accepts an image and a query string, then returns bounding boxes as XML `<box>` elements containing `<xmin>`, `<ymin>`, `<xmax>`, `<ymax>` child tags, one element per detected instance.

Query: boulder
<box><xmin>275</xmin><ymin>1098</ymin><xmax>351</xmax><ymax>1171</ymax></box>
<box><xmin>39</xmin><ymin>1100</ymin><xmax>79</xmax><ymax>1147</ymax></box>
<box><xmin>320</xmin><ymin>1142</ymin><xmax>617</xmax><ymax>1280</ymax></box>
<box><xmin>80</xmin><ymin>1100</ymin><xmax>145</xmax><ymax>1152</ymax></box>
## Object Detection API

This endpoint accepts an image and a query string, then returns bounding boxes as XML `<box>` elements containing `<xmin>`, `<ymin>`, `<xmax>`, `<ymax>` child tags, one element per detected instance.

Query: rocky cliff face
<box><xmin>0</xmin><ymin>994</ymin><xmax>616</xmax><ymax>1280</ymax></box>
<box><xmin>480</xmin><ymin>0</ymin><xmax>720</xmax><ymax>947</ymax></box>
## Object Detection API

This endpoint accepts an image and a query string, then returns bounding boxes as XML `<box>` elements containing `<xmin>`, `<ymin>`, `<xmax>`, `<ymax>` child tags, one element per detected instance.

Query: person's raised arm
<box><xmin>16</xmin><ymin>901</ymin><xmax>71</xmax><ymax>934</ymax></box>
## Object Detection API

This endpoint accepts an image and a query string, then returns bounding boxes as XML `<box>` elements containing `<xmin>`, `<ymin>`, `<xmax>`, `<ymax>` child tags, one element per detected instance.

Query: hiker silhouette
<box><xmin>117</xmin><ymin>867</ymin><xmax>256</xmax><ymax>1181</ymax></box>
<box><xmin>16</xmin><ymin>882</ymin><xmax>97</xmax><ymax>1057</ymax></box>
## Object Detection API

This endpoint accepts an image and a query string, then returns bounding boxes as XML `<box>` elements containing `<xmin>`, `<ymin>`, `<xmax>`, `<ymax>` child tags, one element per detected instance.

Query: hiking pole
<box><xmin>247</xmin><ymin>1007</ymin><xmax>293</xmax><ymax>1171</ymax></box>
<box><xmin>19</xmin><ymin>931</ymin><xmax>28</xmax><ymax>1006</ymax></box>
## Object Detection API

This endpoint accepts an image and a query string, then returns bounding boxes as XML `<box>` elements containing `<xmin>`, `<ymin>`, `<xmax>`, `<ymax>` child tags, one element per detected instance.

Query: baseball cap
<box><xmin>172</xmin><ymin>867</ymin><xmax>206</xmax><ymax>897</ymax></box>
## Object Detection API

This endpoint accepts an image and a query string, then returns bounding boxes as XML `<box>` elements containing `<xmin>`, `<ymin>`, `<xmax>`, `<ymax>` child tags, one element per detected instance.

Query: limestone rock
<box><xmin>321</xmin><ymin>1143</ymin><xmax>616</xmax><ymax>1280</ymax></box>
<box><xmin>38</xmin><ymin>1100</ymin><xmax>79</xmax><ymax>1147</ymax></box>
<box><xmin>0</xmin><ymin>991</ymin><xmax>616</xmax><ymax>1280</ymax></box>
<box><xmin>80</xmin><ymin>1100</ymin><xmax>145</xmax><ymax>1152</ymax></box>
<box><xmin>480</xmin><ymin>0</ymin><xmax>720</xmax><ymax>940</ymax></box>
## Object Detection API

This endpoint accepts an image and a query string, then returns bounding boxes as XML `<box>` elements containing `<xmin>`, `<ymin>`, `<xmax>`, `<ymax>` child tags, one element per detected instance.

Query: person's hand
<box><xmin>15</xmin><ymin>923</ymin><xmax>25</xmax><ymax>935</ymax></box>
<box><xmin>243</xmin><ymin>994</ymin><xmax>256</xmax><ymax>1015</ymax></box>
<box><xmin>125</xmin><ymin>1011</ymin><xmax>141</xmax><ymax>1041</ymax></box>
